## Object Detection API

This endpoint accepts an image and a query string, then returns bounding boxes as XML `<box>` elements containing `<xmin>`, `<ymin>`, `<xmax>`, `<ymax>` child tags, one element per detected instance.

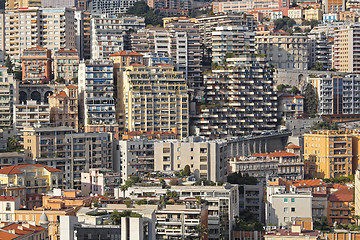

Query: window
<box><xmin>291</xmin><ymin>198</ymin><xmax>295</xmax><ymax>203</ymax></box>
<box><xmin>284</xmin><ymin>217</ymin><xmax>289</xmax><ymax>222</ymax></box>
<box><xmin>284</xmin><ymin>207</ymin><xmax>289</xmax><ymax>213</ymax></box>
<box><xmin>284</xmin><ymin>198</ymin><xmax>288</xmax><ymax>202</ymax></box>
<box><xmin>291</xmin><ymin>207</ymin><xmax>295</xmax><ymax>212</ymax></box>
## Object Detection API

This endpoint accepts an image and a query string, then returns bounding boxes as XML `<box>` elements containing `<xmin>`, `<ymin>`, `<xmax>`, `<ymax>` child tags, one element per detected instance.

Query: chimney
<box><xmin>292</xmin><ymin>225</ymin><xmax>301</xmax><ymax>233</ymax></box>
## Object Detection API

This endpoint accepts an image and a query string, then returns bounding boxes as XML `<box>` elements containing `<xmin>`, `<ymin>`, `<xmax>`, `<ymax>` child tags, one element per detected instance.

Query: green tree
<box><xmin>289</xmin><ymin>86</ymin><xmax>300</xmax><ymax>94</ymax></box>
<box><xmin>127</xmin><ymin>1</ymin><xmax>162</xmax><ymax>26</ymax></box>
<box><xmin>111</xmin><ymin>210</ymin><xmax>121</xmax><ymax>224</ymax></box>
<box><xmin>183</xmin><ymin>165</ymin><xmax>191</xmax><ymax>176</ymax></box>
<box><xmin>312</xmin><ymin>62</ymin><xmax>325</xmax><ymax>71</ymax></box>
<box><xmin>304</xmin><ymin>84</ymin><xmax>318</xmax><ymax>116</ymax></box>
<box><xmin>5</xmin><ymin>56</ymin><xmax>13</xmax><ymax>73</ymax></box>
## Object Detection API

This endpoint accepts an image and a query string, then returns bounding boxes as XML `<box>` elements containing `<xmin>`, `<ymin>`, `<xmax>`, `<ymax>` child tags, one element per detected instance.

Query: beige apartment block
<box><xmin>333</xmin><ymin>24</ymin><xmax>360</xmax><ymax>73</ymax></box>
<box><xmin>53</xmin><ymin>49</ymin><xmax>79</xmax><ymax>84</ymax></box>
<box><xmin>119</xmin><ymin>64</ymin><xmax>188</xmax><ymax>139</ymax></box>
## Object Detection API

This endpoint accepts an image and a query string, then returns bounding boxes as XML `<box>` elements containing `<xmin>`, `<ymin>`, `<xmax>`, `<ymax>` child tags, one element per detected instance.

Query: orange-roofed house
<box><xmin>327</xmin><ymin>188</ymin><xmax>354</xmax><ymax>226</ymax></box>
<box><xmin>21</xmin><ymin>47</ymin><xmax>52</xmax><ymax>84</ymax></box>
<box><xmin>48</xmin><ymin>86</ymin><xmax>79</xmax><ymax>129</ymax></box>
<box><xmin>268</xmin><ymin>151</ymin><xmax>304</xmax><ymax>180</ymax></box>
<box><xmin>286</xmin><ymin>144</ymin><xmax>301</xmax><ymax>155</ymax></box>
<box><xmin>0</xmin><ymin>164</ymin><xmax>63</xmax><ymax>199</ymax></box>
<box><xmin>0</xmin><ymin>222</ymin><xmax>47</xmax><ymax>240</ymax></box>
<box><xmin>278</xmin><ymin>94</ymin><xmax>304</xmax><ymax>120</ymax></box>
<box><xmin>42</xmin><ymin>189</ymin><xmax>93</xmax><ymax>209</ymax></box>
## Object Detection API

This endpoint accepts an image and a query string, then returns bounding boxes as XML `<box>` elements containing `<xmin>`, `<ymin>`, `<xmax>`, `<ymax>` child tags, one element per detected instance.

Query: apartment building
<box><xmin>304</xmin><ymin>9</ymin><xmax>323</xmax><ymax>21</ymax></box>
<box><xmin>308</xmin><ymin>32</ymin><xmax>333</xmax><ymax>70</ymax></box>
<box><xmin>194</xmin><ymin>56</ymin><xmax>277</xmax><ymax>138</ymax></box>
<box><xmin>212</xmin><ymin>26</ymin><xmax>255</xmax><ymax>65</ymax></box>
<box><xmin>195</xmin><ymin>14</ymin><xmax>257</xmax><ymax>51</ymax></box>
<box><xmin>78</xmin><ymin>60</ymin><xmax>118</xmax><ymax>138</ymax></box>
<box><xmin>21</xmin><ymin>47</ymin><xmax>52</xmax><ymax>84</ymax></box>
<box><xmin>277</xmin><ymin>95</ymin><xmax>304</xmax><ymax>119</ymax></box>
<box><xmin>0</xmin><ymin>164</ymin><xmax>63</xmax><ymax>195</ymax></box>
<box><xmin>0</xmin><ymin>67</ymin><xmax>14</xmax><ymax>129</ymax></box>
<box><xmin>23</xmin><ymin>126</ymin><xmax>112</xmax><ymax>189</ymax></box>
<box><xmin>355</xmin><ymin>169</ymin><xmax>360</xmax><ymax>222</ymax></box>
<box><xmin>81</xmin><ymin>169</ymin><xmax>120</xmax><ymax>196</ymax></box>
<box><xmin>153</xmin><ymin>137</ymin><xmax>228</xmax><ymax>182</ymax></box>
<box><xmin>113</xmin><ymin>139</ymin><xmax>154</xmax><ymax>184</ymax></box>
<box><xmin>53</xmin><ymin>49</ymin><xmax>79</xmax><ymax>84</ymax></box>
<box><xmin>0</xmin><ymin>152</ymin><xmax>25</xmax><ymax>168</ymax></box>
<box><xmin>119</xmin><ymin>64</ymin><xmax>188</xmax><ymax>139</ymax></box>
<box><xmin>308</xmin><ymin>74</ymin><xmax>360</xmax><ymax>117</ymax></box>
<box><xmin>256</xmin><ymin>34</ymin><xmax>309</xmax><ymax>70</ymax></box>
<box><xmin>74</xmin><ymin>10</ymin><xmax>91</xmax><ymax>60</ymax></box>
<box><xmin>91</xmin><ymin>15</ymin><xmax>145</xmax><ymax>60</ymax></box>
<box><xmin>288</xmin><ymin>7</ymin><xmax>304</xmax><ymax>24</ymax></box>
<box><xmin>131</xmin><ymin>23</ymin><xmax>202</xmax><ymax>89</ymax></box>
<box><xmin>89</xmin><ymin>0</ymin><xmax>140</xmax><ymax>15</ymax></box>
<box><xmin>303</xmin><ymin>130</ymin><xmax>357</xmax><ymax>178</ymax></box>
<box><xmin>324</xmin><ymin>0</ymin><xmax>345</xmax><ymax>13</ymax></box>
<box><xmin>164</xmin><ymin>18</ymin><xmax>202</xmax><ymax>89</ymax></box>
<box><xmin>13</xmin><ymin>100</ymin><xmax>50</xmax><ymax>133</ymax></box>
<box><xmin>124</xmin><ymin>184</ymin><xmax>239</xmax><ymax>239</ymax></box>
<box><xmin>333</xmin><ymin>24</ymin><xmax>360</xmax><ymax>73</ymax></box>
<box><xmin>49</xmin><ymin>85</ymin><xmax>78</xmax><ymax>129</ymax></box>
<box><xmin>266</xmin><ymin>186</ymin><xmax>312</xmax><ymax>227</ymax></box>
<box><xmin>328</xmin><ymin>187</ymin><xmax>354</xmax><ymax>226</ymax></box>
<box><xmin>5</xmin><ymin>8</ymin><xmax>76</xmax><ymax>63</ymax></box>
<box><xmin>239</xmin><ymin>184</ymin><xmax>265</xmax><ymax>222</ymax></box>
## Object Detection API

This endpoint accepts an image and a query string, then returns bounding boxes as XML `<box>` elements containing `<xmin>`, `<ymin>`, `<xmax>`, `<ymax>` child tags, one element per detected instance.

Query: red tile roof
<box><xmin>268</xmin><ymin>151</ymin><xmax>297</xmax><ymax>158</ymax></box>
<box><xmin>157</xmin><ymin>64</ymin><xmax>173</xmax><ymax>67</ymax></box>
<box><xmin>0</xmin><ymin>230</ymin><xmax>18</xmax><ymax>239</ymax></box>
<box><xmin>286</xmin><ymin>144</ymin><xmax>301</xmax><ymax>149</ymax></box>
<box><xmin>329</xmin><ymin>188</ymin><xmax>353</xmax><ymax>202</ymax></box>
<box><xmin>66</xmin><ymin>85</ymin><xmax>77</xmax><ymax>88</ymax></box>
<box><xmin>27</xmin><ymin>46</ymin><xmax>47</xmax><ymax>50</ymax></box>
<box><xmin>130</xmin><ymin>63</ymin><xmax>144</xmax><ymax>67</ymax></box>
<box><xmin>0</xmin><ymin>164</ymin><xmax>62</xmax><ymax>175</ymax></box>
<box><xmin>2</xmin><ymin>223</ymin><xmax>45</xmax><ymax>236</ymax></box>
<box><xmin>332</xmin><ymin>184</ymin><xmax>348</xmax><ymax>189</ymax></box>
<box><xmin>109</xmin><ymin>50</ymin><xmax>128</xmax><ymax>57</ymax></box>
<box><xmin>0</xmin><ymin>196</ymin><xmax>18</xmax><ymax>201</ymax></box>
<box><xmin>292</xmin><ymin>179</ymin><xmax>326</xmax><ymax>187</ymax></box>
<box><xmin>128</xmin><ymin>51</ymin><xmax>143</xmax><ymax>56</ymax></box>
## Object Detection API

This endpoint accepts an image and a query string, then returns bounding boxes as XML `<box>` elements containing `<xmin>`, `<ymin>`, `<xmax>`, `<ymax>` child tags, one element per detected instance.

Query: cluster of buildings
<box><xmin>3</xmin><ymin>0</ymin><xmax>360</xmax><ymax>237</ymax></box>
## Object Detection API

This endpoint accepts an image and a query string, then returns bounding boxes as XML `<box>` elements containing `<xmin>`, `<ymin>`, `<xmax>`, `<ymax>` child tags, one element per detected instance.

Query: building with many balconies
<box><xmin>119</xmin><ymin>64</ymin><xmax>188</xmax><ymax>139</ymax></box>
<box><xmin>194</xmin><ymin>56</ymin><xmax>277</xmax><ymax>138</ymax></box>
<box><xmin>0</xmin><ymin>67</ymin><xmax>15</xmax><ymax>129</ymax></box>
<box><xmin>21</xmin><ymin>47</ymin><xmax>52</xmax><ymax>85</ymax></box>
<box><xmin>90</xmin><ymin>15</ymin><xmax>145</xmax><ymax>60</ymax></box>
<box><xmin>78</xmin><ymin>60</ymin><xmax>119</xmax><ymax>138</ymax></box>
<box><xmin>256</xmin><ymin>34</ymin><xmax>309</xmax><ymax>70</ymax></box>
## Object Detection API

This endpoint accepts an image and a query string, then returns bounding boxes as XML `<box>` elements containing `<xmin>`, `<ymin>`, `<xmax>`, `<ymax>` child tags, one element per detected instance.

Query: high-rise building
<box><xmin>0</xmin><ymin>67</ymin><xmax>15</xmax><ymax>129</ymax></box>
<box><xmin>333</xmin><ymin>24</ymin><xmax>360</xmax><ymax>73</ymax></box>
<box><xmin>21</xmin><ymin>47</ymin><xmax>52</xmax><ymax>84</ymax></box>
<box><xmin>23</xmin><ymin>126</ymin><xmax>113</xmax><ymax>189</ymax></box>
<box><xmin>308</xmin><ymin>32</ymin><xmax>333</xmax><ymax>70</ymax></box>
<box><xmin>0</xmin><ymin>12</ymin><xmax>5</xmax><ymax>65</ymax></box>
<box><xmin>48</xmin><ymin>85</ymin><xmax>79</xmax><ymax>129</ymax></box>
<box><xmin>119</xmin><ymin>64</ymin><xmax>188</xmax><ymax>138</ymax></box>
<box><xmin>256</xmin><ymin>34</ymin><xmax>309</xmax><ymax>70</ymax></box>
<box><xmin>194</xmin><ymin>56</ymin><xmax>277</xmax><ymax>138</ymax></box>
<box><xmin>131</xmin><ymin>24</ymin><xmax>202</xmax><ymax>89</ymax></box>
<box><xmin>41</xmin><ymin>0</ymin><xmax>77</xmax><ymax>8</ymax></box>
<box><xmin>74</xmin><ymin>10</ymin><xmax>91</xmax><ymax>60</ymax></box>
<box><xmin>53</xmin><ymin>49</ymin><xmax>80</xmax><ymax>84</ymax></box>
<box><xmin>89</xmin><ymin>0</ymin><xmax>140</xmax><ymax>15</ymax></box>
<box><xmin>78</xmin><ymin>60</ymin><xmax>119</xmax><ymax>138</ymax></box>
<box><xmin>5</xmin><ymin>8</ymin><xmax>76</xmax><ymax>63</ymax></box>
<box><xmin>303</xmin><ymin>129</ymin><xmax>360</xmax><ymax>178</ymax></box>
<box><xmin>212</xmin><ymin>26</ymin><xmax>255</xmax><ymax>65</ymax></box>
<box><xmin>308</xmin><ymin>74</ymin><xmax>360</xmax><ymax>117</ymax></box>
<box><xmin>91</xmin><ymin>15</ymin><xmax>145</xmax><ymax>60</ymax></box>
